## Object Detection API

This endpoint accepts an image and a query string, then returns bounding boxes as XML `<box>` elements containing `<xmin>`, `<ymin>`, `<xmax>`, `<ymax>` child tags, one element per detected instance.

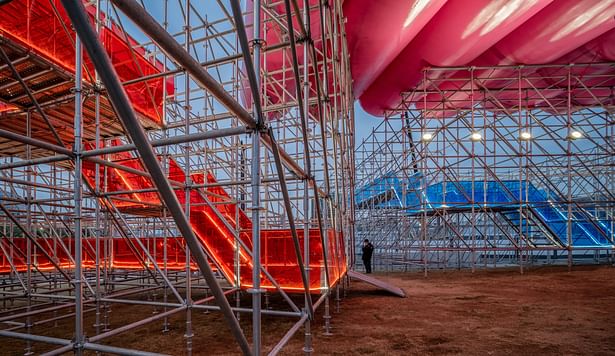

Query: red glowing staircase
<box><xmin>0</xmin><ymin>0</ymin><xmax>346</xmax><ymax>292</ymax></box>
<box><xmin>81</xmin><ymin>145</ymin><xmax>347</xmax><ymax>292</ymax></box>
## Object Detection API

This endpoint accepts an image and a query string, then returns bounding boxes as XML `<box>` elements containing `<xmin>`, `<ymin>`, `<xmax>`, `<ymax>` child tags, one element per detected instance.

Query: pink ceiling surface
<box><xmin>343</xmin><ymin>0</ymin><xmax>615</xmax><ymax>116</ymax></box>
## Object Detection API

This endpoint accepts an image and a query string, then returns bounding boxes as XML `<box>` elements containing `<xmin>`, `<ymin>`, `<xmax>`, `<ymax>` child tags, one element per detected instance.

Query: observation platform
<box><xmin>355</xmin><ymin>173</ymin><xmax>614</xmax><ymax>249</ymax></box>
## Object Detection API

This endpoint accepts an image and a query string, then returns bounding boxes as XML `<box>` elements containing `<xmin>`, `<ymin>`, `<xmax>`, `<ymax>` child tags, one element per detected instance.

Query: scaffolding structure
<box><xmin>0</xmin><ymin>0</ymin><xmax>354</xmax><ymax>354</ymax></box>
<box><xmin>355</xmin><ymin>63</ymin><xmax>614</xmax><ymax>273</ymax></box>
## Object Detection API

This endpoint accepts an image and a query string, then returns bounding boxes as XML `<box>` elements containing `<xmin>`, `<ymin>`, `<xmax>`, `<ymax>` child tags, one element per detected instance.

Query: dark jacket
<box><xmin>362</xmin><ymin>242</ymin><xmax>374</xmax><ymax>261</ymax></box>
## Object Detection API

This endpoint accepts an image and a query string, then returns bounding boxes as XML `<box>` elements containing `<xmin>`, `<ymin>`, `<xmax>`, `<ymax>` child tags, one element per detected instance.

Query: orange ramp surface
<box><xmin>81</xmin><ymin>147</ymin><xmax>347</xmax><ymax>292</ymax></box>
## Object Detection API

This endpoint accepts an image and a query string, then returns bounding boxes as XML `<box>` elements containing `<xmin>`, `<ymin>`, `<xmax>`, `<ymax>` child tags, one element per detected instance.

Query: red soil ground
<box><xmin>2</xmin><ymin>265</ymin><xmax>615</xmax><ymax>355</ymax></box>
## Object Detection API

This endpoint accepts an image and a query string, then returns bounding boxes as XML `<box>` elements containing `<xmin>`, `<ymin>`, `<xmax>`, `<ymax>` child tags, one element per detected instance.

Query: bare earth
<box><xmin>2</xmin><ymin>265</ymin><xmax>615</xmax><ymax>355</ymax></box>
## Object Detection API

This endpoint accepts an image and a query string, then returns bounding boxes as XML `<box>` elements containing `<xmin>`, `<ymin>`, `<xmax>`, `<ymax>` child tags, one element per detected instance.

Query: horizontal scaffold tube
<box><xmin>81</xmin><ymin>126</ymin><xmax>249</xmax><ymax>157</ymax></box>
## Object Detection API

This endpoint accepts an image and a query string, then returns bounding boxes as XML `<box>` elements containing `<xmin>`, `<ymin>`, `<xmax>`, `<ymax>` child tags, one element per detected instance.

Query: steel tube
<box><xmin>82</xmin><ymin>343</ymin><xmax>169</xmax><ymax>356</ymax></box>
<box><xmin>0</xmin><ymin>330</ymin><xmax>168</xmax><ymax>356</ymax></box>
<box><xmin>269</xmin><ymin>314</ymin><xmax>309</xmax><ymax>356</ymax></box>
<box><xmin>0</xmin><ymin>330</ymin><xmax>69</xmax><ymax>346</ymax></box>
<box><xmin>81</xmin><ymin>126</ymin><xmax>249</xmax><ymax>157</ymax></box>
<box><xmin>0</xmin><ymin>129</ymin><xmax>73</xmax><ymax>156</ymax></box>
<box><xmin>228</xmin><ymin>0</ymin><xmax>262</xmax><ymax>353</ymax></box>
<box><xmin>0</xmin><ymin>155</ymin><xmax>71</xmax><ymax>170</ymax></box>
<box><xmin>269</xmin><ymin>287</ymin><xmax>328</xmax><ymax>356</ymax></box>
<box><xmin>183</xmin><ymin>4</ymin><xmax>194</xmax><ymax>354</ymax></box>
<box><xmin>193</xmin><ymin>304</ymin><xmax>302</xmax><ymax>318</ymax></box>
<box><xmin>73</xmin><ymin>36</ymin><xmax>85</xmax><ymax>355</ymax></box>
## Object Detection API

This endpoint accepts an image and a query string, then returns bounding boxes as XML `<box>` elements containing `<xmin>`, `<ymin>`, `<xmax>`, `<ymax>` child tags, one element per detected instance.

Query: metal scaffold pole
<box><xmin>252</xmin><ymin>2</ymin><xmax>263</xmax><ymax>351</ymax></box>
<box><xmin>229</xmin><ymin>0</ymin><xmax>264</xmax><ymax>351</ymax></box>
<box><xmin>94</xmin><ymin>0</ymin><xmax>103</xmax><ymax>336</ymax></box>
<box><xmin>73</xmin><ymin>34</ymin><xmax>85</xmax><ymax>356</ymax></box>
<box><xmin>183</xmin><ymin>1</ymin><xmax>193</xmax><ymax>354</ymax></box>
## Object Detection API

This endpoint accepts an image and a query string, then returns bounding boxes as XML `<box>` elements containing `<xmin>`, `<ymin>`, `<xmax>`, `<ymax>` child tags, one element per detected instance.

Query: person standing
<box><xmin>362</xmin><ymin>239</ymin><xmax>374</xmax><ymax>273</ymax></box>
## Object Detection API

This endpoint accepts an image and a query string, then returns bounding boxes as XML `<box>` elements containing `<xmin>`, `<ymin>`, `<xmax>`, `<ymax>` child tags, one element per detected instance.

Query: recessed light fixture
<box><xmin>568</xmin><ymin>130</ymin><xmax>583</xmax><ymax>140</ymax></box>
<box><xmin>469</xmin><ymin>132</ymin><xmax>482</xmax><ymax>141</ymax></box>
<box><xmin>421</xmin><ymin>132</ymin><xmax>434</xmax><ymax>142</ymax></box>
<box><xmin>519</xmin><ymin>131</ymin><xmax>532</xmax><ymax>140</ymax></box>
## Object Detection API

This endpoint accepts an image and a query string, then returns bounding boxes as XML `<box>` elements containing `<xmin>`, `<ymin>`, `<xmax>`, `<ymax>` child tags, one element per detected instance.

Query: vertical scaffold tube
<box><xmin>184</xmin><ymin>1</ymin><xmax>193</xmax><ymax>354</ymax></box>
<box><xmin>94</xmin><ymin>0</ymin><xmax>102</xmax><ymax>336</ymax></box>
<box><xmin>251</xmin><ymin>0</ymin><xmax>263</xmax><ymax>352</ymax></box>
<box><xmin>73</xmin><ymin>35</ymin><xmax>85</xmax><ymax>356</ymax></box>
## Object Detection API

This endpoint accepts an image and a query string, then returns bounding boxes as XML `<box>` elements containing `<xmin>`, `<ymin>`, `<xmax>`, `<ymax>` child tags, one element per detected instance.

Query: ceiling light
<box><xmin>421</xmin><ymin>132</ymin><xmax>434</xmax><ymax>142</ymax></box>
<box><xmin>470</xmin><ymin>132</ymin><xmax>482</xmax><ymax>141</ymax></box>
<box><xmin>568</xmin><ymin>130</ymin><xmax>583</xmax><ymax>140</ymax></box>
<box><xmin>519</xmin><ymin>131</ymin><xmax>532</xmax><ymax>140</ymax></box>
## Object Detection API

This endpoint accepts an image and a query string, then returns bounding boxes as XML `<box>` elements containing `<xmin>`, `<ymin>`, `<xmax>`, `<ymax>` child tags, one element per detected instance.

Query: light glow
<box><xmin>568</xmin><ymin>130</ymin><xmax>583</xmax><ymax>140</ymax></box>
<box><xmin>519</xmin><ymin>131</ymin><xmax>532</xmax><ymax>140</ymax></box>
<box><xmin>550</xmin><ymin>2</ymin><xmax>613</xmax><ymax>42</ymax></box>
<box><xmin>403</xmin><ymin>0</ymin><xmax>432</xmax><ymax>28</ymax></box>
<box><xmin>421</xmin><ymin>132</ymin><xmax>434</xmax><ymax>142</ymax></box>
<box><xmin>462</xmin><ymin>0</ymin><xmax>537</xmax><ymax>39</ymax></box>
<box><xmin>470</xmin><ymin>132</ymin><xmax>482</xmax><ymax>141</ymax></box>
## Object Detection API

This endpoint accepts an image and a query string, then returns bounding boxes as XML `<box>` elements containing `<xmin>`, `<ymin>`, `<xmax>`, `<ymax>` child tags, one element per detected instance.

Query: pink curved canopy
<box><xmin>344</xmin><ymin>0</ymin><xmax>615</xmax><ymax>116</ymax></box>
<box><xmin>244</xmin><ymin>0</ymin><xmax>329</xmax><ymax>121</ymax></box>
<box><xmin>344</xmin><ymin>0</ymin><xmax>447</xmax><ymax>96</ymax></box>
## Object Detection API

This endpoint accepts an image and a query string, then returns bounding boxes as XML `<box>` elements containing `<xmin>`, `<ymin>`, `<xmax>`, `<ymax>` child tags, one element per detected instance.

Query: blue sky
<box><xmin>353</xmin><ymin>101</ymin><xmax>388</xmax><ymax>148</ymax></box>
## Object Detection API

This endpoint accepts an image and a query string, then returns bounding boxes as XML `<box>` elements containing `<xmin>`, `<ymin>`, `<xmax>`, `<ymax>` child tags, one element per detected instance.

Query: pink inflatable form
<box><xmin>344</xmin><ymin>0</ymin><xmax>615</xmax><ymax>116</ymax></box>
<box><xmin>241</xmin><ymin>0</ymin><xmax>352</xmax><ymax>119</ymax></box>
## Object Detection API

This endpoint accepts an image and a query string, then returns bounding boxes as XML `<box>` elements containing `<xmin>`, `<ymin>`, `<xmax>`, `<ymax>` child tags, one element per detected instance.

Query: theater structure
<box><xmin>0</xmin><ymin>0</ymin><xmax>613</xmax><ymax>355</ymax></box>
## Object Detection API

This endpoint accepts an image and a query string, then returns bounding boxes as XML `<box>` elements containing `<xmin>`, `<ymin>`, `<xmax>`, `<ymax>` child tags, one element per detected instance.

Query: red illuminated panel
<box><xmin>0</xmin><ymin>231</ymin><xmax>345</xmax><ymax>293</ymax></box>
<box><xmin>112</xmin><ymin>237</ymin><xmax>196</xmax><ymax>271</ymax></box>
<box><xmin>61</xmin><ymin>141</ymin><xmax>348</xmax><ymax>293</ymax></box>
<box><xmin>0</xmin><ymin>237</ymin><xmax>196</xmax><ymax>273</ymax></box>
<box><xmin>255</xmin><ymin>229</ymin><xmax>326</xmax><ymax>291</ymax></box>
<box><xmin>0</xmin><ymin>0</ymin><xmax>173</xmax><ymax>125</ymax></box>
<box><xmin>0</xmin><ymin>237</ymin><xmax>96</xmax><ymax>273</ymax></box>
<box><xmin>0</xmin><ymin>103</ymin><xmax>18</xmax><ymax>114</ymax></box>
<box><xmin>3</xmin><ymin>148</ymin><xmax>347</xmax><ymax>292</ymax></box>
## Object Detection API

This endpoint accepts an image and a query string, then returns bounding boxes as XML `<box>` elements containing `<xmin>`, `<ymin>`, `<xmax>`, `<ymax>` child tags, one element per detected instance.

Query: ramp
<box><xmin>348</xmin><ymin>270</ymin><xmax>406</xmax><ymax>298</ymax></box>
<box><xmin>80</xmin><ymin>147</ymin><xmax>347</xmax><ymax>293</ymax></box>
<box><xmin>355</xmin><ymin>176</ymin><xmax>614</xmax><ymax>248</ymax></box>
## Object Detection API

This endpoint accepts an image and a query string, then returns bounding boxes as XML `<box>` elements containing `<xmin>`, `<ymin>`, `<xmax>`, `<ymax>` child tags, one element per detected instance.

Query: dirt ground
<box><xmin>2</xmin><ymin>265</ymin><xmax>615</xmax><ymax>355</ymax></box>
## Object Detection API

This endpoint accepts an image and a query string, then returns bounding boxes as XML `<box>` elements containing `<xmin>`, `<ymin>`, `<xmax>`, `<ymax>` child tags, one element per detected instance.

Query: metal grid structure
<box><xmin>0</xmin><ymin>0</ymin><xmax>354</xmax><ymax>354</ymax></box>
<box><xmin>355</xmin><ymin>63</ymin><xmax>614</xmax><ymax>274</ymax></box>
